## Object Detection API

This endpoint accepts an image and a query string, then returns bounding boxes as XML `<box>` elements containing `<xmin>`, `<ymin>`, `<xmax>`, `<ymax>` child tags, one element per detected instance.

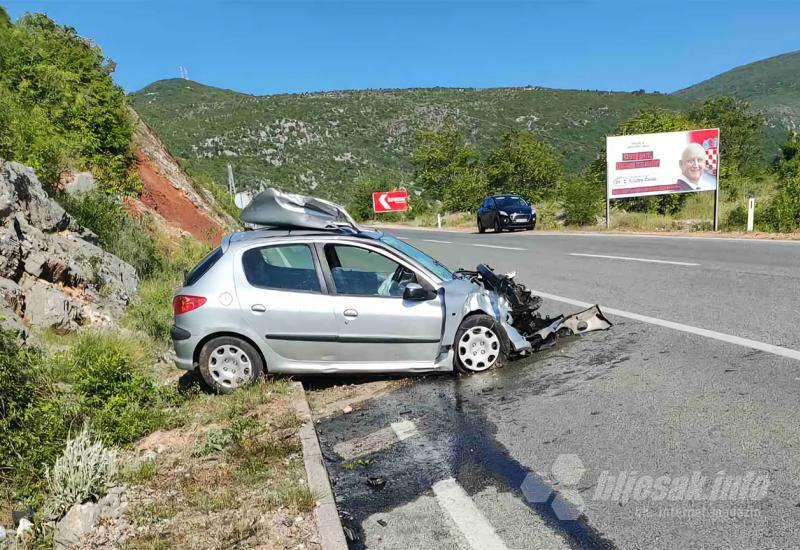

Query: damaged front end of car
<box><xmin>454</xmin><ymin>264</ymin><xmax>612</xmax><ymax>356</ymax></box>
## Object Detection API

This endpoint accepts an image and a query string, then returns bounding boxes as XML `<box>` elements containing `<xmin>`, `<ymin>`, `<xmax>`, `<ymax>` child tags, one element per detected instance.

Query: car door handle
<box><xmin>251</xmin><ymin>304</ymin><xmax>267</xmax><ymax>313</ymax></box>
<box><xmin>343</xmin><ymin>308</ymin><xmax>358</xmax><ymax>318</ymax></box>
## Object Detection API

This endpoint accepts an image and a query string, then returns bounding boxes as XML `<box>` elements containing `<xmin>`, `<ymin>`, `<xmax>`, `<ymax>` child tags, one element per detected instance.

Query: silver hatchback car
<box><xmin>171</xmin><ymin>189</ymin><xmax>610</xmax><ymax>393</ymax></box>
<box><xmin>172</xmin><ymin>227</ymin><xmax>531</xmax><ymax>392</ymax></box>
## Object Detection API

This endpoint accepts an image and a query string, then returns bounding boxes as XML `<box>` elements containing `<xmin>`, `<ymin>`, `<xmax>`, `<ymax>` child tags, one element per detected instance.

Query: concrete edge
<box><xmin>291</xmin><ymin>381</ymin><xmax>349</xmax><ymax>550</ymax></box>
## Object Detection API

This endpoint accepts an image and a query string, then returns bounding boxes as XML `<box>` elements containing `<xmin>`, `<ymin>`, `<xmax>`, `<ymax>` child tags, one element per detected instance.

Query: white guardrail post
<box><xmin>747</xmin><ymin>195</ymin><xmax>755</xmax><ymax>232</ymax></box>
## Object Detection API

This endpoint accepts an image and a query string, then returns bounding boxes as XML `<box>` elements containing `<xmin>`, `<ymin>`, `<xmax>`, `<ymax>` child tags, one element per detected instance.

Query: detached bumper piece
<box><xmin>527</xmin><ymin>305</ymin><xmax>612</xmax><ymax>350</ymax></box>
<box><xmin>458</xmin><ymin>264</ymin><xmax>612</xmax><ymax>353</ymax></box>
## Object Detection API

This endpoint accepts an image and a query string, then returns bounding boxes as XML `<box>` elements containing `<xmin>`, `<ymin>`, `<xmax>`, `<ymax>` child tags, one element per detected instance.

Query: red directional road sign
<box><xmin>372</xmin><ymin>190</ymin><xmax>409</xmax><ymax>213</ymax></box>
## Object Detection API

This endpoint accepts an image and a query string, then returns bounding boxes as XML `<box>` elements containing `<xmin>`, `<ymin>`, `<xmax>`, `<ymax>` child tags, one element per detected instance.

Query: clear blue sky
<box><xmin>4</xmin><ymin>1</ymin><xmax>799</xmax><ymax>96</ymax></box>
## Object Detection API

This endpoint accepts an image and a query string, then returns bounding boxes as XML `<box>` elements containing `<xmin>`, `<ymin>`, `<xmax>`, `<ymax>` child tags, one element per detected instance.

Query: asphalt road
<box><xmin>311</xmin><ymin>228</ymin><xmax>800</xmax><ymax>550</ymax></box>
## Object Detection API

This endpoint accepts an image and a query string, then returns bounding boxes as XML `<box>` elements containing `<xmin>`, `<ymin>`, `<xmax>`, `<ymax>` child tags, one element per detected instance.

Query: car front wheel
<box><xmin>494</xmin><ymin>217</ymin><xmax>503</xmax><ymax>233</ymax></box>
<box><xmin>198</xmin><ymin>336</ymin><xmax>263</xmax><ymax>394</ymax></box>
<box><xmin>454</xmin><ymin>314</ymin><xmax>508</xmax><ymax>374</ymax></box>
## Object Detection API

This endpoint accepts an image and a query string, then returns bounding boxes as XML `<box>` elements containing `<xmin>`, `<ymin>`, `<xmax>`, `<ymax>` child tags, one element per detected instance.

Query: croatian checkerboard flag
<box><xmin>689</xmin><ymin>129</ymin><xmax>719</xmax><ymax>177</ymax></box>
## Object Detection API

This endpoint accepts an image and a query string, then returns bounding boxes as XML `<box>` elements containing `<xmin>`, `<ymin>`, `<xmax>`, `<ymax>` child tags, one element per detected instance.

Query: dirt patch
<box><xmin>136</xmin><ymin>149</ymin><xmax>224</xmax><ymax>243</ymax></box>
<box><xmin>81</xmin><ymin>378</ymin><xmax>319</xmax><ymax>549</ymax></box>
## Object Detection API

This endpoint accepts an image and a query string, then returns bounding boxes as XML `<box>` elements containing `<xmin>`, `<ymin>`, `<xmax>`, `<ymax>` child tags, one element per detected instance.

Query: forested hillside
<box><xmin>130</xmin><ymin>79</ymin><xmax>691</xmax><ymax>199</ymax></box>
<box><xmin>677</xmin><ymin>50</ymin><xmax>800</xmax><ymax>139</ymax></box>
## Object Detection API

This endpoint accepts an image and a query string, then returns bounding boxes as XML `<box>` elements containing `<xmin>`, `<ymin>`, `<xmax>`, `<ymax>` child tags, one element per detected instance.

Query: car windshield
<box><xmin>379</xmin><ymin>234</ymin><xmax>454</xmax><ymax>281</ymax></box>
<box><xmin>494</xmin><ymin>195</ymin><xmax>528</xmax><ymax>208</ymax></box>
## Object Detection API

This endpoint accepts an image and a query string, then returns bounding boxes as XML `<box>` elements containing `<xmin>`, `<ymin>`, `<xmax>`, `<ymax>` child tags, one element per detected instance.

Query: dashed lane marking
<box><xmin>568</xmin><ymin>252</ymin><xmax>700</xmax><ymax>266</ymax></box>
<box><xmin>472</xmin><ymin>243</ymin><xmax>527</xmax><ymax>251</ymax></box>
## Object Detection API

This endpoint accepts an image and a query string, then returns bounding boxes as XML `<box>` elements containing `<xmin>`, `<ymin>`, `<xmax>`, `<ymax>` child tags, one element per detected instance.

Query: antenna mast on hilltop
<box><xmin>179</xmin><ymin>66</ymin><xmax>189</xmax><ymax>80</ymax></box>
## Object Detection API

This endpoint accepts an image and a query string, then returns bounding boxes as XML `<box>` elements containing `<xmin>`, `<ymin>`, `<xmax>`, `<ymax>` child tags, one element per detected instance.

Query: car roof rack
<box><xmin>240</xmin><ymin>188</ymin><xmax>361</xmax><ymax>231</ymax></box>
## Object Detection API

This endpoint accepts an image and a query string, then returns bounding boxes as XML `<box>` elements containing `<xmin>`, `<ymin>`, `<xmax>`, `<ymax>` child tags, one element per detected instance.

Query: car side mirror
<box><xmin>403</xmin><ymin>283</ymin><xmax>433</xmax><ymax>301</ymax></box>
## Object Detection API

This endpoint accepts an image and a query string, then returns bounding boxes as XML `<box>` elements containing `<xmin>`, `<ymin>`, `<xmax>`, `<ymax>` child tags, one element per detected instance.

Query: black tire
<box><xmin>494</xmin><ymin>217</ymin><xmax>503</xmax><ymax>233</ymax></box>
<box><xmin>477</xmin><ymin>217</ymin><xmax>485</xmax><ymax>233</ymax></box>
<box><xmin>453</xmin><ymin>314</ymin><xmax>509</xmax><ymax>374</ymax></box>
<box><xmin>529</xmin><ymin>221</ymin><xmax>536</xmax><ymax>231</ymax></box>
<box><xmin>198</xmin><ymin>336</ymin><xmax>264</xmax><ymax>394</ymax></box>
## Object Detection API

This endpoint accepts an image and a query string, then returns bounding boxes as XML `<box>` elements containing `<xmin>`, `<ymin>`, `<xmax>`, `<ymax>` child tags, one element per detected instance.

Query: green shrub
<box><xmin>126</xmin><ymin>274</ymin><xmax>177</xmax><ymax>343</ymax></box>
<box><xmin>0</xmin><ymin>329</ymin><xmax>77</xmax><ymax>505</ymax></box>
<box><xmin>57</xmin><ymin>332</ymin><xmax>178</xmax><ymax>446</ymax></box>
<box><xmin>58</xmin><ymin>191</ymin><xmax>164</xmax><ymax>277</ymax></box>
<box><xmin>726</xmin><ymin>204</ymin><xmax>748</xmax><ymax>228</ymax></box>
<box><xmin>561</xmin><ymin>178</ymin><xmax>603</xmax><ymax>226</ymax></box>
<box><xmin>0</xmin><ymin>13</ymin><xmax>136</xmax><ymax>189</ymax></box>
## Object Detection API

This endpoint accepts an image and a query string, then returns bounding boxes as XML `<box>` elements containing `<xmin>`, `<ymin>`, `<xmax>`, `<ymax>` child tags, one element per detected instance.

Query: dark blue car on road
<box><xmin>477</xmin><ymin>194</ymin><xmax>536</xmax><ymax>233</ymax></box>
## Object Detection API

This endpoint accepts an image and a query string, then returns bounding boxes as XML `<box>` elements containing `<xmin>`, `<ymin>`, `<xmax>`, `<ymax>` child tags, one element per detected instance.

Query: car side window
<box><xmin>242</xmin><ymin>244</ymin><xmax>321</xmax><ymax>293</ymax></box>
<box><xmin>324</xmin><ymin>244</ymin><xmax>418</xmax><ymax>297</ymax></box>
<box><xmin>482</xmin><ymin>198</ymin><xmax>492</xmax><ymax>209</ymax></box>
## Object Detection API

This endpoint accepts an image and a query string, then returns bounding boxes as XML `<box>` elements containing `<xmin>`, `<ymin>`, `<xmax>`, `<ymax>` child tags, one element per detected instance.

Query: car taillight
<box><xmin>173</xmin><ymin>295</ymin><xmax>207</xmax><ymax>315</ymax></box>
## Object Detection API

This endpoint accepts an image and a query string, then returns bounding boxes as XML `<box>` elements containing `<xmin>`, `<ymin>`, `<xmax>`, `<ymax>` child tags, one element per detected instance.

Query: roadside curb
<box><xmin>291</xmin><ymin>381</ymin><xmax>349</xmax><ymax>550</ymax></box>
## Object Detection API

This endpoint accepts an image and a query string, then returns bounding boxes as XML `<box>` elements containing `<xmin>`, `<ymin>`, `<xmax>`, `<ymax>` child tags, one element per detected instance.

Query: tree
<box><xmin>485</xmin><ymin>130</ymin><xmax>562</xmax><ymax>202</ymax></box>
<box><xmin>561</xmin><ymin>177</ymin><xmax>604</xmax><ymax>226</ymax></box>
<box><xmin>689</xmin><ymin>96</ymin><xmax>764</xmax><ymax>177</ymax></box>
<box><xmin>0</xmin><ymin>13</ymin><xmax>135</xmax><ymax>190</ymax></box>
<box><xmin>347</xmin><ymin>176</ymin><xmax>380</xmax><ymax>222</ymax></box>
<box><xmin>590</xmin><ymin>109</ymin><xmax>695</xmax><ymax>215</ymax></box>
<box><xmin>759</xmin><ymin>132</ymin><xmax>800</xmax><ymax>231</ymax></box>
<box><xmin>412</xmin><ymin>125</ymin><xmax>480</xmax><ymax>202</ymax></box>
<box><xmin>443</xmin><ymin>170</ymin><xmax>488</xmax><ymax>212</ymax></box>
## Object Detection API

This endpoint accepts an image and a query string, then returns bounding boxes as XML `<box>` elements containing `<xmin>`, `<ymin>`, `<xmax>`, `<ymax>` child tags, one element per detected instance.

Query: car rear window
<box><xmin>185</xmin><ymin>247</ymin><xmax>223</xmax><ymax>286</ymax></box>
<box><xmin>242</xmin><ymin>244</ymin><xmax>321</xmax><ymax>293</ymax></box>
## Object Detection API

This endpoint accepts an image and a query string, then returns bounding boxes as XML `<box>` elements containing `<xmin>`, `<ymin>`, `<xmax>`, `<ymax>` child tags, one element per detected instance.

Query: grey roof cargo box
<box><xmin>240</xmin><ymin>188</ymin><xmax>359</xmax><ymax>230</ymax></box>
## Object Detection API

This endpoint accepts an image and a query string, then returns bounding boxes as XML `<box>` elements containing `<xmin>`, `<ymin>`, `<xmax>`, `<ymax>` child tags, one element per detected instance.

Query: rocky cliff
<box><xmin>0</xmin><ymin>162</ymin><xmax>138</xmax><ymax>338</ymax></box>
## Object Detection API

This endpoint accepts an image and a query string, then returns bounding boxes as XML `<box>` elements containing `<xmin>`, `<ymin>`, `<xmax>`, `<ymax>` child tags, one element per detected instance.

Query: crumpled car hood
<box><xmin>442</xmin><ymin>264</ymin><xmax>612</xmax><ymax>356</ymax></box>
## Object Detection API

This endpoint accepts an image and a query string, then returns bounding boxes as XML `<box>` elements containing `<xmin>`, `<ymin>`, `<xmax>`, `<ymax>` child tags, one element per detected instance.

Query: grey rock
<box><xmin>0</xmin><ymin>161</ymin><xmax>139</xmax><ymax>332</ymax></box>
<box><xmin>21</xmin><ymin>279</ymin><xmax>83</xmax><ymax>333</ymax></box>
<box><xmin>63</xmin><ymin>172</ymin><xmax>96</xmax><ymax>196</ymax></box>
<box><xmin>0</xmin><ymin>525</ymin><xmax>6</xmax><ymax>542</ymax></box>
<box><xmin>0</xmin><ymin>162</ymin><xmax>71</xmax><ymax>232</ymax></box>
<box><xmin>54</xmin><ymin>502</ymin><xmax>99</xmax><ymax>550</ymax></box>
<box><xmin>98</xmin><ymin>487</ymin><xmax>126</xmax><ymax>520</ymax></box>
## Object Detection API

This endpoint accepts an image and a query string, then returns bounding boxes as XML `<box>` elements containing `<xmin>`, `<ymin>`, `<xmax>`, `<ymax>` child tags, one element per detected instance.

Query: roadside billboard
<box><xmin>606</xmin><ymin>128</ymin><xmax>719</xmax><ymax>199</ymax></box>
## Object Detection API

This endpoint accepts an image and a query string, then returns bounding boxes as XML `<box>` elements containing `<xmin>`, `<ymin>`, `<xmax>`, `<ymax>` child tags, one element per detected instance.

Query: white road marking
<box><xmin>424</xmin><ymin>239</ymin><xmax>454</xmax><ymax>244</ymax></box>
<box><xmin>397</xmin><ymin>236</ymin><xmax>410</xmax><ymax>240</ymax></box>
<box><xmin>568</xmin><ymin>253</ymin><xmax>700</xmax><ymax>266</ymax></box>
<box><xmin>534</xmin><ymin>290</ymin><xmax>800</xmax><ymax>362</ymax></box>
<box><xmin>390</xmin><ymin>420</ymin><xmax>420</xmax><ymax>441</ymax></box>
<box><xmin>472</xmin><ymin>244</ymin><xmax>527</xmax><ymax>251</ymax></box>
<box><xmin>433</xmin><ymin>478</ymin><xmax>509</xmax><ymax>550</ymax></box>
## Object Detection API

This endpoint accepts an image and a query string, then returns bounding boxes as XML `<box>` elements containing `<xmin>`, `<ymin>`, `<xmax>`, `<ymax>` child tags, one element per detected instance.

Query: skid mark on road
<box><xmin>535</xmin><ymin>290</ymin><xmax>800</xmax><ymax>362</ymax></box>
<box><xmin>567</xmin><ymin>253</ymin><xmax>700</xmax><ymax>266</ymax></box>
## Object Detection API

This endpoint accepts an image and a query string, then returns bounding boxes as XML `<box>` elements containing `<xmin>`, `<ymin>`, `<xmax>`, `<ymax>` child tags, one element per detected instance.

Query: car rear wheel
<box><xmin>454</xmin><ymin>314</ymin><xmax>508</xmax><ymax>374</ymax></box>
<box><xmin>477</xmin><ymin>217</ymin><xmax>485</xmax><ymax>233</ymax></box>
<box><xmin>199</xmin><ymin>336</ymin><xmax>263</xmax><ymax>394</ymax></box>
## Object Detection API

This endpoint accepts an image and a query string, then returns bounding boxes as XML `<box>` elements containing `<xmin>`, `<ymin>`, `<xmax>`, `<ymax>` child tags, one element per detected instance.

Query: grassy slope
<box><xmin>676</xmin><ymin>50</ymin><xmax>800</xmax><ymax>153</ymax></box>
<box><xmin>129</xmin><ymin>80</ymin><xmax>691</xmax><ymax>200</ymax></box>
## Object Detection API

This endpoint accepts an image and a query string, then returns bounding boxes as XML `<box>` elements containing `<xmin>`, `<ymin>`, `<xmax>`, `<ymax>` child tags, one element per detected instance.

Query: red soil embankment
<box><xmin>136</xmin><ymin>149</ymin><xmax>224</xmax><ymax>243</ymax></box>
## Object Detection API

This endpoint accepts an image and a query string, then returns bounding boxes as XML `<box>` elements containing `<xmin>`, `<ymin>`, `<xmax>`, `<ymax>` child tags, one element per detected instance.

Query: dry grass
<box><xmin>82</xmin><ymin>377</ymin><xmax>318</xmax><ymax>550</ymax></box>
